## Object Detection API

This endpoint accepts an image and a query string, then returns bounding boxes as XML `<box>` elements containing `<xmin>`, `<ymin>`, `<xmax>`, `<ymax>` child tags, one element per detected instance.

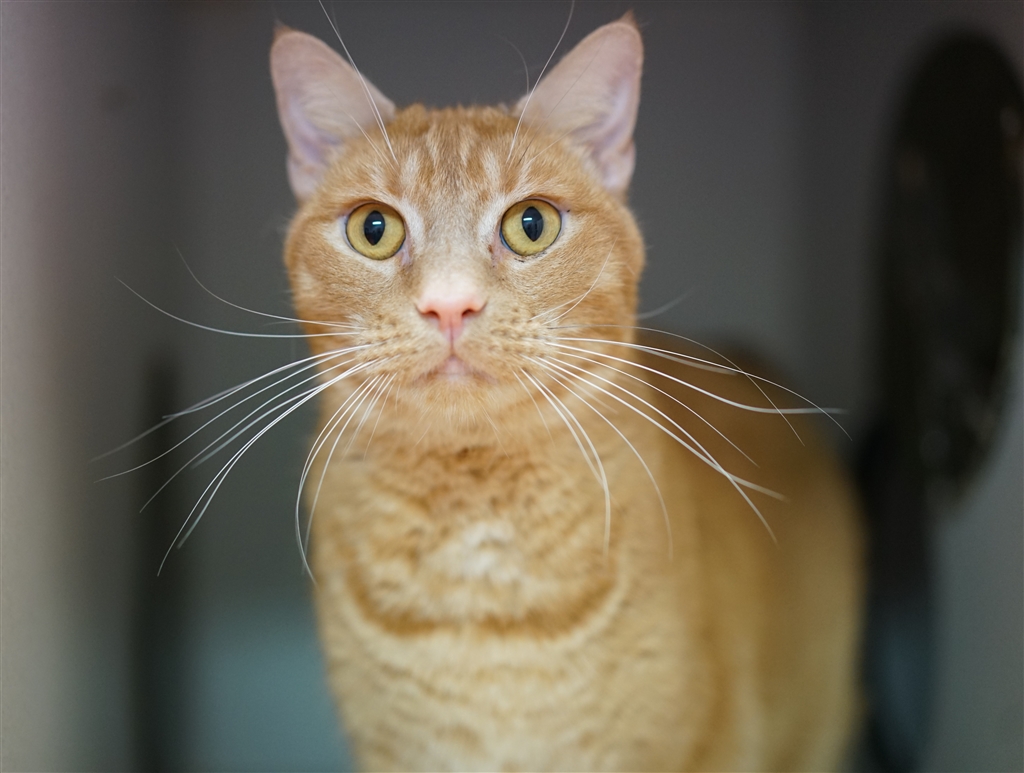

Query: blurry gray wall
<box><xmin>1</xmin><ymin>2</ymin><xmax>1020</xmax><ymax>771</ymax></box>
<box><xmin>2</xmin><ymin>3</ymin><xmax>175</xmax><ymax>769</ymax></box>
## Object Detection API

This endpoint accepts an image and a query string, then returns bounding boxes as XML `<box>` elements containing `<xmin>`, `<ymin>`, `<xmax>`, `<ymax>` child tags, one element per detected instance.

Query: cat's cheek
<box><xmin>320</xmin><ymin>220</ymin><xmax>356</xmax><ymax>264</ymax></box>
<box><xmin>290</xmin><ymin>264</ymin><xmax>320</xmax><ymax>300</ymax></box>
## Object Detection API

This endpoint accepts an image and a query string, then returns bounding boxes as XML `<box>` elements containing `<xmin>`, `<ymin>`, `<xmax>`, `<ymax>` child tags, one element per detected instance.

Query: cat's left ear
<box><xmin>515</xmin><ymin>13</ymin><xmax>642</xmax><ymax>196</ymax></box>
<box><xmin>271</xmin><ymin>26</ymin><xmax>395</xmax><ymax>202</ymax></box>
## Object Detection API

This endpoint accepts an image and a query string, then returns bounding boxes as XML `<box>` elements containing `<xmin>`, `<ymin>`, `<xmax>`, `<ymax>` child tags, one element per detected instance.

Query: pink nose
<box><xmin>417</xmin><ymin>291</ymin><xmax>485</xmax><ymax>343</ymax></box>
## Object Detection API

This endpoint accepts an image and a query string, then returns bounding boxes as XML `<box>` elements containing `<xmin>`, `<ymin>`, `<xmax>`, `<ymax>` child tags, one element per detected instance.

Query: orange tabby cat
<box><xmin>271</xmin><ymin>14</ymin><xmax>863</xmax><ymax>771</ymax></box>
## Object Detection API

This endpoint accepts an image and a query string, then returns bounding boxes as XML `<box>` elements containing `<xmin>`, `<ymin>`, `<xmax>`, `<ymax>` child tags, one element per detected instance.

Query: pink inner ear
<box><xmin>271</xmin><ymin>30</ymin><xmax>396</xmax><ymax>201</ymax></box>
<box><xmin>290</xmin><ymin>111</ymin><xmax>337</xmax><ymax>169</ymax></box>
<box><xmin>515</xmin><ymin>19</ymin><xmax>643</xmax><ymax>196</ymax></box>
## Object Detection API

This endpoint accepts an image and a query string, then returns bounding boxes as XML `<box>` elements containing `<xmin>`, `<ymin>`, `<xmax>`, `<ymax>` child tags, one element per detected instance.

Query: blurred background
<box><xmin>1</xmin><ymin>2</ymin><xmax>1020</xmax><ymax>771</ymax></box>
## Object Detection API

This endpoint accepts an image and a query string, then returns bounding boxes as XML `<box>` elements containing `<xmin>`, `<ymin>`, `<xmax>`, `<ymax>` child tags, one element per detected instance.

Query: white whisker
<box><xmin>523</xmin><ymin>370</ymin><xmax>613</xmax><ymax>555</ymax></box>
<box><xmin>158</xmin><ymin>357</ymin><xmax>376</xmax><ymax>575</ymax></box>
<box><xmin>541</xmin><ymin>366</ymin><xmax>673</xmax><ymax>560</ymax></box>
<box><xmin>117</xmin><ymin>278</ymin><xmax>359</xmax><ymax>340</ymax></box>
<box><xmin>635</xmin><ymin>291</ymin><xmax>693</xmax><ymax>321</ymax></box>
<box><xmin>529</xmin><ymin>293</ymin><xmax>583</xmax><ymax>322</ymax></box>
<box><xmin>532</xmin><ymin>355</ymin><xmax>778</xmax><ymax>542</ymax></box>
<box><xmin>412</xmin><ymin>418</ymin><xmax>434</xmax><ymax>449</ymax></box>
<box><xmin>190</xmin><ymin>357</ymin><xmax>371</xmax><ymax>468</ymax></box>
<box><xmin>520</xmin><ymin>38</ymin><xmax>614</xmax><ymax>168</ymax></box>
<box><xmin>99</xmin><ymin>348</ymin><xmax>364</xmax><ymax>477</ymax></box>
<box><xmin>514</xmin><ymin>15</ymin><xmax>631</xmax><ymax>171</ymax></box>
<box><xmin>556</xmin><ymin>337</ymin><xmax>736</xmax><ymax>376</ymax></box>
<box><xmin>536</xmin><ymin>354</ymin><xmax>777</xmax><ymax>496</ymax></box>
<box><xmin>94</xmin><ymin>344</ymin><xmax>369</xmax><ymax>465</ymax></box>
<box><xmin>507</xmin><ymin>0</ymin><xmax>575</xmax><ymax>162</ymax></box>
<box><xmin>344</xmin><ymin>375</ymin><xmax>391</xmax><ymax>456</ymax></box>
<box><xmin>174</xmin><ymin>246</ymin><xmax>354</xmax><ymax>329</ymax></box>
<box><xmin>548</xmin><ymin>344</ymin><xmax>756</xmax><ymax>466</ymax></box>
<box><xmin>360</xmin><ymin>376</ymin><xmax>394</xmax><ymax>457</ymax></box>
<box><xmin>303</xmin><ymin>375</ymin><xmax>387</xmax><ymax>569</ymax></box>
<box><xmin>319</xmin><ymin>0</ymin><xmax>398</xmax><ymax>165</ymax></box>
<box><xmin>552</xmin><ymin>341</ymin><xmax>823</xmax><ymax>419</ymax></box>
<box><xmin>167</xmin><ymin>346</ymin><xmax>372</xmax><ymax>419</ymax></box>
<box><xmin>496</xmin><ymin>34</ymin><xmax>531</xmax><ymax>96</ymax></box>
<box><xmin>557</xmin><ymin>325</ymin><xmax>849</xmax><ymax>438</ymax></box>
<box><xmin>523</xmin><ymin>371</ymin><xmax>599</xmax><ymax>481</ymax></box>
<box><xmin>514</xmin><ymin>369</ymin><xmax>553</xmax><ymax>440</ymax></box>
<box><xmin>295</xmin><ymin>374</ymin><xmax>386</xmax><ymax>579</ymax></box>
<box><xmin>484</xmin><ymin>412</ymin><xmax>511</xmax><ymax>459</ymax></box>
<box><xmin>531</xmin><ymin>240</ymin><xmax>616</xmax><ymax>325</ymax></box>
<box><xmin>316</xmin><ymin>71</ymin><xmax>395</xmax><ymax>170</ymax></box>
<box><xmin>143</xmin><ymin>358</ymin><xmax>377</xmax><ymax>517</ymax></box>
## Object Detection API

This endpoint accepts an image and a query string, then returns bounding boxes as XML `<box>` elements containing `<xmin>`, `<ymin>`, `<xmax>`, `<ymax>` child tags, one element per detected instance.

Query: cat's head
<box><xmin>271</xmin><ymin>15</ymin><xmax>645</xmax><ymax>441</ymax></box>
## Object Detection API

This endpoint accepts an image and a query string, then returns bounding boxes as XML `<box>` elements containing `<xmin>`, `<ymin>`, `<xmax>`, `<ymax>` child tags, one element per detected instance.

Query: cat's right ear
<box><xmin>270</xmin><ymin>27</ymin><xmax>395</xmax><ymax>202</ymax></box>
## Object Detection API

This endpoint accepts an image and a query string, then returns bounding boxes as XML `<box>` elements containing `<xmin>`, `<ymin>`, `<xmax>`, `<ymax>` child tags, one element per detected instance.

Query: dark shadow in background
<box><xmin>859</xmin><ymin>34</ymin><xmax>1023</xmax><ymax>772</ymax></box>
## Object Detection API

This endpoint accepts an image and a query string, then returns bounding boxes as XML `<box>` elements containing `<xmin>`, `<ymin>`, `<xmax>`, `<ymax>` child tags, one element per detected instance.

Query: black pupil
<box><xmin>521</xmin><ymin>206</ymin><xmax>544</xmax><ymax>241</ymax></box>
<box><xmin>363</xmin><ymin>211</ymin><xmax>386</xmax><ymax>245</ymax></box>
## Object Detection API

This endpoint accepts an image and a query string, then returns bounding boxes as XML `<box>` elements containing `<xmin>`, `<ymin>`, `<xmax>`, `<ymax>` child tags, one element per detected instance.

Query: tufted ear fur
<box><xmin>515</xmin><ymin>13</ymin><xmax>643</xmax><ymax>196</ymax></box>
<box><xmin>270</xmin><ymin>27</ymin><xmax>395</xmax><ymax>202</ymax></box>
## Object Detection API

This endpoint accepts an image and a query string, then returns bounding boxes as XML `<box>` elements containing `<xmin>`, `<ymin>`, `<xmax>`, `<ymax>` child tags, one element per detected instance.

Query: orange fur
<box><xmin>273</xmin><ymin>15</ymin><xmax>863</xmax><ymax>771</ymax></box>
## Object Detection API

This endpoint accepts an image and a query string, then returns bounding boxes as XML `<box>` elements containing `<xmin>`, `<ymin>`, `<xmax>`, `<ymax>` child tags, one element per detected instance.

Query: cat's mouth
<box><xmin>424</xmin><ymin>354</ymin><xmax>493</xmax><ymax>383</ymax></box>
<box><xmin>439</xmin><ymin>355</ymin><xmax>470</xmax><ymax>376</ymax></box>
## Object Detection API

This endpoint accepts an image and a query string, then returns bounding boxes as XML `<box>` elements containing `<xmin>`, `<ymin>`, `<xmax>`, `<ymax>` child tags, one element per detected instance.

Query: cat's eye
<box><xmin>500</xmin><ymin>199</ymin><xmax>561</xmax><ymax>257</ymax></box>
<box><xmin>346</xmin><ymin>202</ymin><xmax>405</xmax><ymax>260</ymax></box>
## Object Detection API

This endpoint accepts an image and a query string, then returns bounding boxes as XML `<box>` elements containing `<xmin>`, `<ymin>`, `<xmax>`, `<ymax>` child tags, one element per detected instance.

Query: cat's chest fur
<box><xmin>309</xmin><ymin>406</ymin><xmax>718</xmax><ymax>771</ymax></box>
<box><xmin>311</xmin><ymin>399</ymin><xmax>681</xmax><ymax>632</ymax></box>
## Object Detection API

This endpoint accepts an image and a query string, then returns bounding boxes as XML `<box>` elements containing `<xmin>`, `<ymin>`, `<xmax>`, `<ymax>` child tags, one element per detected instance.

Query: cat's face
<box><xmin>273</xmin><ymin>16</ymin><xmax>644</xmax><ymax>436</ymax></box>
